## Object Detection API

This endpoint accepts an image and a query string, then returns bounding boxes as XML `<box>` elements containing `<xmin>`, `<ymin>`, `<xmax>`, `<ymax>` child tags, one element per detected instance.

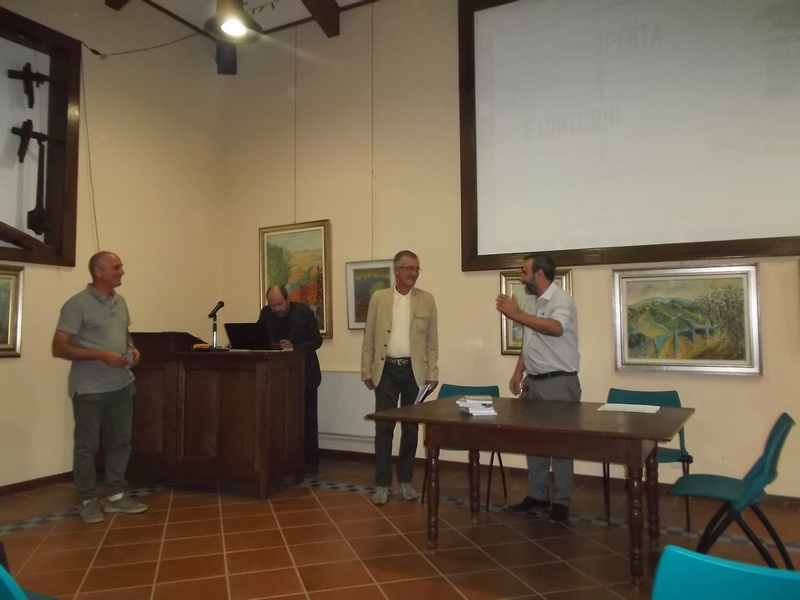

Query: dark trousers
<box><xmin>523</xmin><ymin>374</ymin><xmax>582</xmax><ymax>506</ymax></box>
<box><xmin>305</xmin><ymin>384</ymin><xmax>319</xmax><ymax>467</ymax></box>
<box><xmin>71</xmin><ymin>384</ymin><xmax>134</xmax><ymax>501</ymax></box>
<box><xmin>374</xmin><ymin>361</ymin><xmax>419</xmax><ymax>487</ymax></box>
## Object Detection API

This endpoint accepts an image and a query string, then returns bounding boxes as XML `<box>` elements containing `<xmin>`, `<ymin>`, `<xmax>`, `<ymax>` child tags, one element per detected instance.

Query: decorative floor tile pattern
<box><xmin>1</xmin><ymin>455</ymin><xmax>797</xmax><ymax>599</ymax></box>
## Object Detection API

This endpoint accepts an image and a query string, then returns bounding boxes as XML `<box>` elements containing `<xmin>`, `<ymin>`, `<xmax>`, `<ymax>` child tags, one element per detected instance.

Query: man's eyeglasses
<box><xmin>397</xmin><ymin>266</ymin><xmax>422</xmax><ymax>273</ymax></box>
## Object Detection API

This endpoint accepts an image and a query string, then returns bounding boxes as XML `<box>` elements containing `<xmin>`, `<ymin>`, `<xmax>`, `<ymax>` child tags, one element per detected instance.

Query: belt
<box><xmin>529</xmin><ymin>371</ymin><xmax>577</xmax><ymax>380</ymax></box>
<box><xmin>385</xmin><ymin>356</ymin><xmax>411</xmax><ymax>366</ymax></box>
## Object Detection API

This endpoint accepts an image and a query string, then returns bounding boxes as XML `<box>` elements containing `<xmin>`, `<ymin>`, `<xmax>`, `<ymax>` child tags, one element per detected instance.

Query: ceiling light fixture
<box><xmin>204</xmin><ymin>0</ymin><xmax>263</xmax><ymax>44</ymax></box>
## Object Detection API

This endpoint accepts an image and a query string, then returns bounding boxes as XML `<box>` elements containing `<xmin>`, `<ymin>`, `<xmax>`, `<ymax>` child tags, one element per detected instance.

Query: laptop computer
<box><xmin>224</xmin><ymin>322</ymin><xmax>276</xmax><ymax>351</ymax></box>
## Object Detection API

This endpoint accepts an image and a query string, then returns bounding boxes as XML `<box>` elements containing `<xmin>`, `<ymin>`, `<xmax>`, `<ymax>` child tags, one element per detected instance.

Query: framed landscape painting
<box><xmin>499</xmin><ymin>269</ymin><xmax>573</xmax><ymax>355</ymax></box>
<box><xmin>0</xmin><ymin>264</ymin><xmax>23</xmax><ymax>358</ymax></box>
<box><xmin>259</xmin><ymin>220</ymin><xmax>332</xmax><ymax>338</ymax></box>
<box><xmin>613</xmin><ymin>265</ymin><xmax>760</xmax><ymax>374</ymax></box>
<box><xmin>346</xmin><ymin>260</ymin><xmax>395</xmax><ymax>329</ymax></box>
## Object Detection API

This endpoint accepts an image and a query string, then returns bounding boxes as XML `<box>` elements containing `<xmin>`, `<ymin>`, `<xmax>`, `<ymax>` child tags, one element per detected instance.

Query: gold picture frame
<box><xmin>259</xmin><ymin>220</ymin><xmax>332</xmax><ymax>339</ymax></box>
<box><xmin>499</xmin><ymin>269</ymin><xmax>573</xmax><ymax>355</ymax></box>
<box><xmin>0</xmin><ymin>264</ymin><xmax>23</xmax><ymax>358</ymax></box>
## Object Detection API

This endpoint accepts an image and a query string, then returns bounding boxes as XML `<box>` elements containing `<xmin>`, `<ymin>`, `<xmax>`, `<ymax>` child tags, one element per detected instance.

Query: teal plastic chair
<box><xmin>669</xmin><ymin>412</ymin><xmax>795</xmax><ymax>570</ymax></box>
<box><xmin>602</xmin><ymin>389</ymin><xmax>693</xmax><ymax>530</ymax></box>
<box><xmin>420</xmin><ymin>384</ymin><xmax>505</xmax><ymax>510</ymax></box>
<box><xmin>653</xmin><ymin>545</ymin><xmax>800</xmax><ymax>599</ymax></box>
<box><xmin>0</xmin><ymin>565</ymin><xmax>57</xmax><ymax>600</ymax></box>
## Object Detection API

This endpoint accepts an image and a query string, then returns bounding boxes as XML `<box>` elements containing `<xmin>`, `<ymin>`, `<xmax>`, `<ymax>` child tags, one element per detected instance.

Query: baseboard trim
<box><xmin>7</xmin><ymin>454</ymin><xmax>799</xmax><ymax>510</ymax></box>
<box><xmin>318</xmin><ymin>449</ymin><xmax>800</xmax><ymax>509</ymax></box>
<box><xmin>0</xmin><ymin>472</ymin><xmax>72</xmax><ymax>497</ymax></box>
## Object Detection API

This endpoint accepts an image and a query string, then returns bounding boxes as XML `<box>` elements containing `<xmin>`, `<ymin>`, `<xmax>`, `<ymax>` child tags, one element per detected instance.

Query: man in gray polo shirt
<box><xmin>53</xmin><ymin>251</ymin><xmax>147</xmax><ymax>523</ymax></box>
<box><xmin>496</xmin><ymin>253</ymin><xmax>581</xmax><ymax>523</ymax></box>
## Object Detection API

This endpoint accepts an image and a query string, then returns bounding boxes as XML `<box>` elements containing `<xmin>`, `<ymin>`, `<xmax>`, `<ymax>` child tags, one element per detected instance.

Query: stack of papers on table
<box><xmin>457</xmin><ymin>398</ymin><xmax>497</xmax><ymax>416</ymax></box>
<box><xmin>598</xmin><ymin>404</ymin><xmax>660</xmax><ymax>414</ymax></box>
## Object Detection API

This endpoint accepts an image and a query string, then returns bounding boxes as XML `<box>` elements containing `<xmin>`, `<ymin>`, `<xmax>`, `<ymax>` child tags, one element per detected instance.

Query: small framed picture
<box><xmin>499</xmin><ymin>269</ymin><xmax>572</xmax><ymax>355</ymax></box>
<box><xmin>346</xmin><ymin>260</ymin><xmax>395</xmax><ymax>330</ymax></box>
<box><xmin>0</xmin><ymin>264</ymin><xmax>23</xmax><ymax>358</ymax></box>
<box><xmin>613</xmin><ymin>265</ymin><xmax>761</xmax><ymax>374</ymax></box>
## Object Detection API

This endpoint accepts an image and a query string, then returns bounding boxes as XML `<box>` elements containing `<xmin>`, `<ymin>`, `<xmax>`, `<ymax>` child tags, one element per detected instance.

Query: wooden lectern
<box><xmin>128</xmin><ymin>332</ymin><xmax>305</xmax><ymax>498</ymax></box>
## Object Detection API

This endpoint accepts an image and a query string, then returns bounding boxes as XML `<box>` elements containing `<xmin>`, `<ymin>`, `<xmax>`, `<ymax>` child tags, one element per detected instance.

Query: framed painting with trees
<box><xmin>613</xmin><ymin>265</ymin><xmax>760</xmax><ymax>374</ymax></box>
<box><xmin>259</xmin><ymin>220</ymin><xmax>332</xmax><ymax>338</ymax></box>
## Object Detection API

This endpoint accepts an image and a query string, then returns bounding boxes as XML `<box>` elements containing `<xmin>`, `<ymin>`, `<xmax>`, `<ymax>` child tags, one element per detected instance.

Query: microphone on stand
<box><xmin>207</xmin><ymin>301</ymin><xmax>224</xmax><ymax>348</ymax></box>
<box><xmin>208</xmin><ymin>301</ymin><xmax>225</xmax><ymax>318</ymax></box>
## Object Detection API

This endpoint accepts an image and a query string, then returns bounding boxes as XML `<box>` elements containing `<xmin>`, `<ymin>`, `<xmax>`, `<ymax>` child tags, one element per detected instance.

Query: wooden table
<box><xmin>366</xmin><ymin>397</ymin><xmax>693</xmax><ymax>589</ymax></box>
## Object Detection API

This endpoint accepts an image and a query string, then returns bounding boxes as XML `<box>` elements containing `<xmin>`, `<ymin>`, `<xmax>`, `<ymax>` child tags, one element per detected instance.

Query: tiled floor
<box><xmin>1</xmin><ymin>455</ymin><xmax>798</xmax><ymax>599</ymax></box>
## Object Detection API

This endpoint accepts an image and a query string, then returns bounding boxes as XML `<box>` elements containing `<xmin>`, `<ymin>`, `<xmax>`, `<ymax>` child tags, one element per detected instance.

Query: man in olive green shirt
<box><xmin>53</xmin><ymin>251</ymin><xmax>147</xmax><ymax>524</ymax></box>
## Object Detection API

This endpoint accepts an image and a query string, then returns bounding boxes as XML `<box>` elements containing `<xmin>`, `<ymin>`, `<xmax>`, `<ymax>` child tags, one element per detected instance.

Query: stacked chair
<box><xmin>653</xmin><ymin>545</ymin><xmax>800</xmax><ymax>599</ymax></box>
<box><xmin>669</xmin><ymin>412</ymin><xmax>795</xmax><ymax>569</ymax></box>
<box><xmin>0</xmin><ymin>561</ymin><xmax>57</xmax><ymax>599</ymax></box>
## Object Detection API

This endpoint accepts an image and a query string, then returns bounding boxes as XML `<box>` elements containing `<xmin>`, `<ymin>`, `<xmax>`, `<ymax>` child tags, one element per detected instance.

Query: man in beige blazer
<box><xmin>362</xmin><ymin>250</ymin><xmax>439</xmax><ymax>505</ymax></box>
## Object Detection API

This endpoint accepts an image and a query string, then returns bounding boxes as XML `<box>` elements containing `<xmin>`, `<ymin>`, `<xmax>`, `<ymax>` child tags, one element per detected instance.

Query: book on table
<box><xmin>598</xmin><ymin>404</ymin><xmax>660</xmax><ymax>413</ymax></box>
<box><xmin>457</xmin><ymin>398</ymin><xmax>497</xmax><ymax>416</ymax></box>
<box><xmin>415</xmin><ymin>383</ymin><xmax>432</xmax><ymax>404</ymax></box>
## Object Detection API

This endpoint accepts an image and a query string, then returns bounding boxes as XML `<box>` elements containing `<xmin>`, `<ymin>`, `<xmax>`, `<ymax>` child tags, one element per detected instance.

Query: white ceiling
<box><xmin>154</xmin><ymin>0</ymin><xmax>366</xmax><ymax>34</ymax></box>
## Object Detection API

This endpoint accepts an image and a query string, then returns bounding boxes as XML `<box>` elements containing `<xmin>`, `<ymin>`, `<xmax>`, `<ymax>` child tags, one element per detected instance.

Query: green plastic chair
<box><xmin>420</xmin><ymin>384</ymin><xmax>505</xmax><ymax>510</ymax></box>
<box><xmin>602</xmin><ymin>388</ymin><xmax>693</xmax><ymax>530</ymax></box>
<box><xmin>669</xmin><ymin>412</ymin><xmax>795</xmax><ymax>570</ymax></box>
<box><xmin>653</xmin><ymin>545</ymin><xmax>800</xmax><ymax>599</ymax></box>
<box><xmin>0</xmin><ymin>564</ymin><xmax>57</xmax><ymax>600</ymax></box>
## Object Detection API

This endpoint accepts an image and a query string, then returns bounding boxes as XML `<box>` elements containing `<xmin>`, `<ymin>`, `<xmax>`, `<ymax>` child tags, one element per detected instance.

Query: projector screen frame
<box><xmin>458</xmin><ymin>0</ymin><xmax>800</xmax><ymax>272</ymax></box>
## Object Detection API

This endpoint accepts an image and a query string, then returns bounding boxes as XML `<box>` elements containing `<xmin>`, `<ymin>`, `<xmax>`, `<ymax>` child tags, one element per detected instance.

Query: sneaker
<box><xmin>398</xmin><ymin>483</ymin><xmax>418</xmax><ymax>501</ymax></box>
<box><xmin>102</xmin><ymin>496</ymin><xmax>148</xmax><ymax>514</ymax></box>
<box><xmin>372</xmin><ymin>486</ymin><xmax>389</xmax><ymax>506</ymax></box>
<box><xmin>549</xmin><ymin>503</ymin><xmax>569</xmax><ymax>523</ymax></box>
<box><xmin>507</xmin><ymin>496</ymin><xmax>550</xmax><ymax>514</ymax></box>
<box><xmin>79</xmin><ymin>499</ymin><xmax>104</xmax><ymax>524</ymax></box>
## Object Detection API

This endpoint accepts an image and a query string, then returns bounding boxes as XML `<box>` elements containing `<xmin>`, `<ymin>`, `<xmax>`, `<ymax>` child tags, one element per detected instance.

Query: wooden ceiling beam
<box><xmin>301</xmin><ymin>0</ymin><xmax>340</xmax><ymax>38</ymax></box>
<box><xmin>104</xmin><ymin>0</ymin><xmax>132</xmax><ymax>10</ymax></box>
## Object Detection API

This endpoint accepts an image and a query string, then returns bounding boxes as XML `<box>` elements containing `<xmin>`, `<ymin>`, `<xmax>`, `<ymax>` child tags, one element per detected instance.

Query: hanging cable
<box><xmin>293</xmin><ymin>26</ymin><xmax>298</xmax><ymax>225</ymax></box>
<box><xmin>246</xmin><ymin>0</ymin><xmax>281</xmax><ymax>15</ymax></box>
<box><xmin>80</xmin><ymin>33</ymin><xmax>198</xmax><ymax>59</ymax></box>
<box><xmin>80</xmin><ymin>55</ymin><xmax>101</xmax><ymax>252</ymax></box>
<box><xmin>370</xmin><ymin>3</ymin><xmax>376</xmax><ymax>259</ymax></box>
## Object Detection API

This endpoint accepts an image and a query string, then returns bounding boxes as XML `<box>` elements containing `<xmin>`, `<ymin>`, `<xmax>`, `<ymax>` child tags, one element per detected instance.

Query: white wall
<box><xmin>221</xmin><ymin>0</ymin><xmax>800</xmax><ymax>496</ymax></box>
<box><xmin>2</xmin><ymin>0</ymin><xmax>799</xmax><ymax>498</ymax></box>
<box><xmin>0</xmin><ymin>0</ymin><xmax>226</xmax><ymax>485</ymax></box>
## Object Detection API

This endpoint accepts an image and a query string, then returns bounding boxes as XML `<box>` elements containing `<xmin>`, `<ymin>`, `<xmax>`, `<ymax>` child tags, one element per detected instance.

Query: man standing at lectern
<box><xmin>53</xmin><ymin>251</ymin><xmax>148</xmax><ymax>524</ymax></box>
<box><xmin>258</xmin><ymin>284</ymin><xmax>323</xmax><ymax>474</ymax></box>
<box><xmin>496</xmin><ymin>253</ymin><xmax>581</xmax><ymax>523</ymax></box>
<box><xmin>362</xmin><ymin>250</ymin><xmax>439</xmax><ymax>506</ymax></box>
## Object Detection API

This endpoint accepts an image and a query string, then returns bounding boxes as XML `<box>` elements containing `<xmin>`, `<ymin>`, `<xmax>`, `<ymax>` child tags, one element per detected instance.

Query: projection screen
<box><xmin>460</xmin><ymin>0</ymin><xmax>800</xmax><ymax>270</ymax></box>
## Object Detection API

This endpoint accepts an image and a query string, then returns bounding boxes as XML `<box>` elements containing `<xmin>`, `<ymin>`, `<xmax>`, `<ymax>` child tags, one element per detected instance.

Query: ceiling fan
<box><xmin>105</xmin><ymin>0</ymin><xmax>346</xmax><ymax>75</ymax></box>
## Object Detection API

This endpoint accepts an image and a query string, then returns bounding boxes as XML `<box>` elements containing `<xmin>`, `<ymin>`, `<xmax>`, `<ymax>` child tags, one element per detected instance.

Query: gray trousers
<box><xmin>72</xmin><ymin>383</ymin><xmax>135</xmax><ymax>501</ymax></box>
<box><xmin>374</xmin><ymin>362</ymin><xmax>419</xmax><ymax>488</ymax></box>
<box><xmin>523</xmin><ymin>374</ymin><xmax>581</xmax><ymax>506</ymax></box>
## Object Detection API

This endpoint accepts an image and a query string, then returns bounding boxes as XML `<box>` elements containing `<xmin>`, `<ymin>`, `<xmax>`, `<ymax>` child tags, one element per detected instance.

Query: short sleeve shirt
<box><xmin>522</xmin><ymin>282</ymin><xmax>580</xmax><ymax>375</ymax></box>
<box><xmin>56</xmin><ymin>285</ymin><xmax>135</xmax><ymax>396</ymax></box>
